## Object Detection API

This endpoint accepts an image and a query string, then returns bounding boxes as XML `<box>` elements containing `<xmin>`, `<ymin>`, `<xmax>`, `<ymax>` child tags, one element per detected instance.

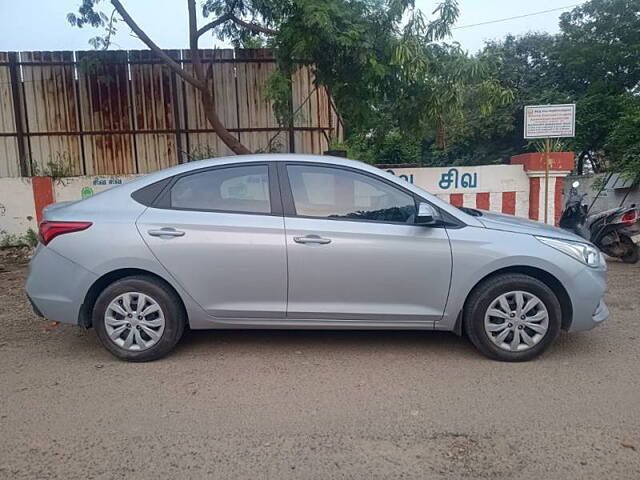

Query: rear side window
<box><xmin>170</xmin><ymin>165</ymin><xmax>271</xmax><ymax>214</ymax></box>
<box><xmin>286</xmin><ymin>165</ymin><xmax>416</xmax><ymax>223</ymax></box>
<box><xmin>131</xmin><ymin>178</ymin><xmax>172</xmax><ymax>206</ymax></box>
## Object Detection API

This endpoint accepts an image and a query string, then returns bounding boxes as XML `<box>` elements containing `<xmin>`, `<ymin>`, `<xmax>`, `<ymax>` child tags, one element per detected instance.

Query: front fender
<box><xmin>439</xmin><ymin>226</ymin><xmax>588</xmax><ymax>330</ymax></box>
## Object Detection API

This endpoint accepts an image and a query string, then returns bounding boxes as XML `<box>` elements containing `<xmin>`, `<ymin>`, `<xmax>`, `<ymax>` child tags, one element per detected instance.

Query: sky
<box><xmin>0</xmin><ymin>1</ymin><xmax>584</xmax><ymax>54</ymax></box>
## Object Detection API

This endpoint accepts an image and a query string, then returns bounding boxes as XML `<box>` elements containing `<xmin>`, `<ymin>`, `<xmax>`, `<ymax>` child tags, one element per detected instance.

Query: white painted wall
<box><xmin>385</xmin><ymin>164</ymin><xmax>529</xmax><ymax>195</ymax></box>
<box><xmin>53</xmin><ymin>175</ymin><xmax>141</xmax><ymax>203</ymax></box>
<box><xmin>386</xmin><ymin>164</ymin><xmax>530</xmax><ymax>218</ymax></box>
<box><xmin>0</xmin><ymin>178</ymin><xmax>37</xmax><ymax>237</ymax></box>
<box><xmin>515</xmin><ymin>192</ymin><xmax>529</xmax><ymax>219</ymax></box>
<box><xmin>0</xmin><ymin>175</ymin><xmax>140</xmax><ymax>244</ymax></box>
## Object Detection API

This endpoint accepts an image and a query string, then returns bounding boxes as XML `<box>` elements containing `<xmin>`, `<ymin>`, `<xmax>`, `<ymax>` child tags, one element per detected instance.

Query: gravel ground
<box><xmin>0</xmin><ymin>253</ymin><xmax>639</xmax><ymax>479</ymax></box>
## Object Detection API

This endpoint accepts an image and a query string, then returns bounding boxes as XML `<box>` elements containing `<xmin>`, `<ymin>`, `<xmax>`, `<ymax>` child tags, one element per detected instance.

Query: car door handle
<box><xmin>147</xmin><ymin>228</ymin><xmax>185</xmax><ymax>238</ymax></box>
<box><xmin>294</xmin><ymin>235</ymin><xmax>331</xmax><ymax>245</ymax></box>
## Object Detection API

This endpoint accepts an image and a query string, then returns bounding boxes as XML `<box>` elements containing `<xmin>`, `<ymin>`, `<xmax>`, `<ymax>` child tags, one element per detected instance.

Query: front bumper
<box><xmin>25</xmin><ymin>245</ymin><xmax>98</xmax><ymax>325</ymax></box>
<box><xmin>564</xmin><ymin>261</ymin><xmax>609</xmax><ymax>332</ymax></box>
<box><xmin>591</xmin><ymin>298</ymin><xmax>610</xmax><ymax>325</ymax></box>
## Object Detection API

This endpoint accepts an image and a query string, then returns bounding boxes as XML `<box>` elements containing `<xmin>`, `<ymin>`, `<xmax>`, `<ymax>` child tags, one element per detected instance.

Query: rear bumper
<box><xmin>27</xmin><ymin>294</ymin><xmax>44</xmax><ymax>318</ymax></box>
<box><xmin>25</xmin><ymin>245</ymin><xmax>98</xmax><ymax>325</ymax></box>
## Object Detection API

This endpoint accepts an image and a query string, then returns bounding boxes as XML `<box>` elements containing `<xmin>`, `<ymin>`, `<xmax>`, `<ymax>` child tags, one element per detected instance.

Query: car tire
<box><xmin>93</xmin><ymin>275</ymin><xmax>185</xmax><ymax>362</ymax></box>
<box><xmin>463</xmin><ymin>273</ymin><xmax>561</xmax><ymax>362</ymax></box>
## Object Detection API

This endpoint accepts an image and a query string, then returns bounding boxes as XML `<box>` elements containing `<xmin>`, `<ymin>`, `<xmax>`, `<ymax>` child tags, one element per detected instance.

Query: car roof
<box><xmin>161</xmin><ymin>153</ymin><xmax>367</xmax><ymax>171</ymax></box>
<box><xmin>128</xmin><ymin>153</ymin><xmax>398</xmax><ymax>188</ymax></box>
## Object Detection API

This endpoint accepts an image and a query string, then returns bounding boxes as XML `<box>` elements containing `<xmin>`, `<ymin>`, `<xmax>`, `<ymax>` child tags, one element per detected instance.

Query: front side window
<box><xmin>286</xmin><ymin>165</ymin><xmax>416</xmax><ymax>223</ymax></box>
<box><xmin>170</xmin><ymin>165</ymin><xmax>270</xmax><ymax>213</ymax></box>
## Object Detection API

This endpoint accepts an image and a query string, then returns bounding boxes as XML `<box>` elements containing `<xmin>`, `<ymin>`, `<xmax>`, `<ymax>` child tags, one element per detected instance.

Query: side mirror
<box><xmin>415</xmin><ymin>202</ymin><xmax>439</xmax><ymax>225</ymax></box>
<box><xmin>572</xmin><ymin>181</ymin><xmax>580</xmax><ymax>188</ymax></box>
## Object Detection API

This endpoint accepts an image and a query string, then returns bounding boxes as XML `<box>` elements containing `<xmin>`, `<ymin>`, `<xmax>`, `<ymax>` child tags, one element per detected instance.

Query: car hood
<box><xmin>476</xmin><ymin>210</ymin><xmax>586</xmax><ymax>242</ymax></box>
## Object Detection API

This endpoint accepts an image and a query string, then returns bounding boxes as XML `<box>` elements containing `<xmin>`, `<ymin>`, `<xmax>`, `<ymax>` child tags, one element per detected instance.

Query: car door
<box><xmin>280</xmin><ymin>163</ymin><xmax>453</xmax><ymax>324</ymax></box>
<box><xmin>137</xmin><ymin>162</ymin><xmax>287</xmax><ymax>319</ymax></box>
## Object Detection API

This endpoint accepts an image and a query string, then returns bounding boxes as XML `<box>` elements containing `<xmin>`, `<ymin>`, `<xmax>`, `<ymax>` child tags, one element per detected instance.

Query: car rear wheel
<box><xmin>463</xmin><ymin>273</ymin><xmax>561</xmax><ymax>362</ymax></box>
<box><xmin>93</xmin><ymin>276</ymin><xmax>185</xmax><ymax>362</ymax></box>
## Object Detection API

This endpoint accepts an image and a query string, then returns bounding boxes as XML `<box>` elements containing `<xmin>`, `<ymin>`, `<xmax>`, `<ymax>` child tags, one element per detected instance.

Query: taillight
<box><xmin>39</xmin><ymin>221</ymin><xmax>92</xmax><ymax>245</ymax></box>
<box><xmin>621</xmin><ymin>211</ymin><xmax>637</xmax><ymax>227</ymax></box>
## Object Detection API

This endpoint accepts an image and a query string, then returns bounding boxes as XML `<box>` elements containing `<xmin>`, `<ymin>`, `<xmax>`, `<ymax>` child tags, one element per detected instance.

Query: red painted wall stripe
<box><xmin>476</xmin><ymin>192</ymin><xmax>490</xmax><ymax>210</ymax></box>
<box><xmin>529</xmin><ymin>177</ymin><xmax>540</xmax><ymax>221</ymax></box>
<box><xmin>449</xmin><ymin>193</ymin><xmax>463</xmax><ymax>207</ymax></box>
<box><xmin>502</xmin><ymin>191</ymin><xmax>516</xmax><ymax>215</ymax></box>
<box><xmin>32</xmin><ymin>176</ymin><xmax>55</xmax><ymax>223</ymax></box>
<box><xmin>554</xmin><ymin>177</ymin><xmax>564</xmax><ymax>226</ymax></box>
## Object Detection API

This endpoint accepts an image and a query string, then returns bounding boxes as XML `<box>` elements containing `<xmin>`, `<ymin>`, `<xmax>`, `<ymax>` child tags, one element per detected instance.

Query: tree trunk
<box><xmin>200</xmin><ymin>92</ymin><xmax>251</xmax><ymax>154</ymax></box>
<box><xmin>186</xmin><ymin>0</ymin><xmax>251</xmax><ymax>155</ymax></box>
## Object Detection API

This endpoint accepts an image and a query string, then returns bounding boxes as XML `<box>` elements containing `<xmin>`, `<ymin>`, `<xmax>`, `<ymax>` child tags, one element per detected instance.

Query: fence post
<box><xmin>288</xmin><ymin>71</ymin><xmax>295</xmax><ymax>153</ymax></box>
<box><xmin>8</xmin><ymin>52</ymin><xmax>29</xmax><ymax>177</ymax></box>
<box><xmin>170</xmin><ymin>70</ymin><xmax>184</xmax><ymax>164</ymax></box>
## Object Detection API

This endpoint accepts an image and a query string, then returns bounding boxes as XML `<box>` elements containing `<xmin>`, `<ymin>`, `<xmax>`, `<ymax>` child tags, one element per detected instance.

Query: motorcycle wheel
<box><xmin>620</xmin><ymin>235</ymin><xmax>639</xmax><ymax>264</ymax></box>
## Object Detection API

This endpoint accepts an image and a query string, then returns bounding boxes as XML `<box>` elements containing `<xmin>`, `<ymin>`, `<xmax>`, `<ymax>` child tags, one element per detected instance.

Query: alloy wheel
<box><xmin>104</xmin><ymin>292</ymin><xmax>165</xmax><ymax>351</ymax></box>
<box><xmin>484</xmin><ymin>290</ymin><xmax>549</xmax><ymax>352</ymax></box>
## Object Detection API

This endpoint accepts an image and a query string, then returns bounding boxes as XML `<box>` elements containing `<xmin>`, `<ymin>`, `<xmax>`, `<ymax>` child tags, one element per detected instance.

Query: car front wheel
<box><xmin>93</xmin><ymin>276</ymin><xmax>185</xmax><ymax>362</ymax></box>
<box><xmin>463</xmin><ymin>273</ymin><xmax>561</xmax><ymax>362</ymax></box>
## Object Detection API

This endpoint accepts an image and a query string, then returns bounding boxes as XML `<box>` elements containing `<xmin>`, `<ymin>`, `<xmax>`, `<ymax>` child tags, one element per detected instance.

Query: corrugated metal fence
<box><xmin>0</xmin><ymin>48</ymin><xmax>343</xmax><ymax>177</ymax></box>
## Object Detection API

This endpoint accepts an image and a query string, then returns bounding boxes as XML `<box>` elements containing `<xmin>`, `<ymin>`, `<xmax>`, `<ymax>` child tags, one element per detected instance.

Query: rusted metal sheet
<box><xmin>0</xmin><ymin>49</ymin><xmax>343</xmax><ymax>178</ymax></box>
<box><xmin>235</xmin><ymin>49</ymin><xmax>287</xmax><ymax>153</ymax></box>
<box><xmin>21</xmin><ymin>51</ymin><xmax>82</xmax><ymax>175</ymax></box>
<box><xmin>0</xmin><ymin>52</ymin><xmax>20</xmax><ymax>177</ymax></box>
<box><xmin>292</xmin><ymin>66</ymin><xmax>330</xmax><ymax>155</ymax></box>
<box><xmin>130</xmin><ymin>50</ymin><xmax>179</xmax><ymax>172</ymax></box>
<box><xmin>77</xmin><ymin>50</ymin><xmax>135</xmax><ymax>175</ymax></box>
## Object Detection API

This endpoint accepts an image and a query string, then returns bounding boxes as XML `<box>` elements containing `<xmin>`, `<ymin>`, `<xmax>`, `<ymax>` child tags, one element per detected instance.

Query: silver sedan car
<box><xmin>26</xmin><ymin>154</ymin><xmax>609</xmax><ymax>362</ymax></box>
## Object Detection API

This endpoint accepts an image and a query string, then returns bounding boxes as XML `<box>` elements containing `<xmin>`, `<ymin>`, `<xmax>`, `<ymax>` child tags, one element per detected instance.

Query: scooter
<box><xmin>559</xmin><ymin>181</ymin><xmax>640</xmax><ymax>263</ymax></box>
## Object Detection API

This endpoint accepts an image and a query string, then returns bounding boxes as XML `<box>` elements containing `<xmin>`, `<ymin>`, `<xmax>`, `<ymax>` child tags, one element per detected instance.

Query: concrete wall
<box><xmin>386</xmin><ymin>164</ymin><xmax>530</xmax><ymax>217</ymax></box>
<box><xmin>0</xmin><ymin>174</ymin><xmax>138</xmax><ymax>244</ymax></box>
<box><xmin>0</xmin><ymin>178</ymin><xmax>37</xmax><ymax>236</ymax></box>
<box><xmin>53</xmin><ymin>175</ymin><xmax>141</xmax><ymax>203</ymax></box>
<box><xmin>564</xmin><ymin>174</ymin><xmax>640</xmax><ymax>214</ymax></box>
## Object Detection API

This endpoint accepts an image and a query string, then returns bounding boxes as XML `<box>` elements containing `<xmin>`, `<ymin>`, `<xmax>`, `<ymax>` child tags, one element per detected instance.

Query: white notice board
<box><xmin>524</xmin><ymin>104</ymin><xmax>576</xmax><ymax>139</ymax></box>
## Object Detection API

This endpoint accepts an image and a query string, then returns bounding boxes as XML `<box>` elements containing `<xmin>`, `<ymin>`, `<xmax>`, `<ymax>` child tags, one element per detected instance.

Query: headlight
<box><xmin>536</xmin><ymin>236</ymin><xmax>601</xmax><ymax>267</ymax></box>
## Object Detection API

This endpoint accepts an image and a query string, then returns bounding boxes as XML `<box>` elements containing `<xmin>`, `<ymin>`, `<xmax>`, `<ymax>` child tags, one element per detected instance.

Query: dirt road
<box><xmin>1</xmin><ymin>257</ymin><xmax>639</xmax><ymax>479</ymax></box>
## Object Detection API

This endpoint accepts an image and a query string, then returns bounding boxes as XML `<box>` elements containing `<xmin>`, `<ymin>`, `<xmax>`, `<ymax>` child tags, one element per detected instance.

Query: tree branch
<box><xmin>196</xmin><ymin>13</ymin><xmax>278</xmax><ymax>38</ymax></box>
<box><xmin>196</xmin><ymin>13</ymin><xmax>232</xmax><ymax>38</ymax></box>
<box><xmin>229</xmin><ymin>14</ymin><xmax>279</xmax><ymax>36</ymax></box>
<box><xmin>101</xmin><ymin>8</ymin><xmax>118</xmax><ymax>50</ymax></box>
<box><xmin>110</xmin><ymin>0</ymin><xmax>205</xmax><ymax>89</ymax></box>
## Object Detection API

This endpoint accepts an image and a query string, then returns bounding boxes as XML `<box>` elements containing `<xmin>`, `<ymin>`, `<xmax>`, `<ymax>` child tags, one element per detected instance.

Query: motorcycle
<box><xmin>559</xmin><ymin>181</ymin><xmax>640</xmax><ymax>264</ymax></box>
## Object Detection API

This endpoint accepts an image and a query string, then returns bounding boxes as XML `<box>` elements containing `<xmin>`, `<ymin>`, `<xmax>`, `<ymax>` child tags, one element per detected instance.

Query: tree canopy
<box><xmin>424</xmin><ymin>0</ymin><xmax>640</xmax><ymax>177</ymax></box>
<box><xmin>68</xmin><ymin>0</ymin><xmax>640</xmax><ymax>180</ymax></box>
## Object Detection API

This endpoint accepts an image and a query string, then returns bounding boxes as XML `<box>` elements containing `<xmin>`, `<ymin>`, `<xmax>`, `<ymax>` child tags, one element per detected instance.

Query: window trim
<box><xmin>278</xmin><ymin>162</ymin><xmax>424</xmax><ymax>226</ymax></box>
<box><xmin>150</xmin><ymin>162</ymin><xmax>283</xmax><ymax>216</ymax></box>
